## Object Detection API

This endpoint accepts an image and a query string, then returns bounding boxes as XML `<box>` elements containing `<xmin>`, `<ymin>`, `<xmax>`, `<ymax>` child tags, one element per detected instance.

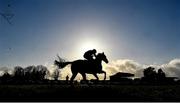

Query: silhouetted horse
<box><xmin>54</xmin><ymin>52</ymin><xmax>109</xmax><ymax>82</ymax></box>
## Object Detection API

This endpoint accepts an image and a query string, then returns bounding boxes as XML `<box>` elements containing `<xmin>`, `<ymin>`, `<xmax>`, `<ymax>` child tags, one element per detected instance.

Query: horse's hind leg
<box><xmin>93</xmin><ymin>73</ymin><xmax>99</xmax><ymax>81</ymax></box>
<box><xmin>70</xmin><ymin>72</ymin><xmax>77</xmax><ymax>83</ymax></box>
<box><xmin>81</xmin><ymin>73</ymin><xmax>89</xmax><ymax>84</ymax></box>
<box><xmin>81</xmin><ymin>73</ymin><xmax>87</xmax><ymax>81</ymax></box>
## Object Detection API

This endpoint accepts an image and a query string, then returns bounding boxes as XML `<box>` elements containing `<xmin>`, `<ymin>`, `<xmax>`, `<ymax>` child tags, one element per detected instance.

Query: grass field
<box><xmin>0</xmin><ymin>84</ymin><xmax>180</xmax><ymax>102</ymax></box>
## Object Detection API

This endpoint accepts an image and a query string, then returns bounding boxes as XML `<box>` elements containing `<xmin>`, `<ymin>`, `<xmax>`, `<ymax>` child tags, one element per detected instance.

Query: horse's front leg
<box><xmin>93</xmin><ymin>73</ymin><xmax>99</xmax><ymax>81</ymax></box>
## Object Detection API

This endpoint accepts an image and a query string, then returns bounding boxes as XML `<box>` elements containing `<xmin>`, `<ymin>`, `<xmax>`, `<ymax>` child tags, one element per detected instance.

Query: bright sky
<box><xmin>0</xmin><ymin>0</ymin><xmax>180</xmax><ymax>67</ymax></box>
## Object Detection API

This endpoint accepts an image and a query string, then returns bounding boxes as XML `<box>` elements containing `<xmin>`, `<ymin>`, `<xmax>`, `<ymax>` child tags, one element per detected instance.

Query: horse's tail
<box><xmin>59</xmin><ymin>62</ymin><xmax>72</xmax><ymax>68</ymax></box>
<box><xmin>54</xmin><ymin>60</ymin><xmax>72</xmax><ymax>69</ymax></box>
<box><xmin>54</xmin><ymin>54</ymin><xmax>73</xmax><ymax>69</ymax></box>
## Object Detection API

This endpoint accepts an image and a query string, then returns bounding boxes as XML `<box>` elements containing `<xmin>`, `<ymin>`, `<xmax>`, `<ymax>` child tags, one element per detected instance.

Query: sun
<box><xmin>76</xmin><ymin>40</ymin><xmax>101</xmax><ymax>58</ymax></box>
<box><xmin>80</xmin><ymin>41</ymin><xmax>99</xmax><ymax>54</ymax></box>
<box><xmin>70</xmin><ymin>37</ymin><xmax>107</xmax><ymax>60</ymax></box>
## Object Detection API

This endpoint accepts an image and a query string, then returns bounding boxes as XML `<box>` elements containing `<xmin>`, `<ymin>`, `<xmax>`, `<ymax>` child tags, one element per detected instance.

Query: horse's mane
<box><xmin>96</xmin><ymin>53</ymin><xmax>104</xmax><ymax>58</ymax></box>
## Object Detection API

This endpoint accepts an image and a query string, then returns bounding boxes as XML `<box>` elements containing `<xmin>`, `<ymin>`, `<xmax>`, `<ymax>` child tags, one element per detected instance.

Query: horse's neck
<box><xmin>95</xmin><ymin>58</ymin><xmax>102</xmax><ymax>65</ymax></box>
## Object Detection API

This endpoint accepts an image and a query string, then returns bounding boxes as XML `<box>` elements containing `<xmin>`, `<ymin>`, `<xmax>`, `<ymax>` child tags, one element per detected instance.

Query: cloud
<box><xmin>161</xmin><ymin>59</ymin><xmax>180</xmax><ymax>78</ymax></box>
<box><xmin>104</xmin><ymin>59</ymin><xmax>180</xmax><ymax>79</ymax></box>
<box><xmin>0</xmin><ymin>67</ymin><xmax>13</xmax><ymax>76</ymax></box>
<box><xmin>0</xmin><ymin>67</ymin><xmax>12</xmax><ymax>71</ymax></box>
<box><xmin>104</xmin><ymin>59</ymin><xmax>145</xmax><ymax>78</ymax></box>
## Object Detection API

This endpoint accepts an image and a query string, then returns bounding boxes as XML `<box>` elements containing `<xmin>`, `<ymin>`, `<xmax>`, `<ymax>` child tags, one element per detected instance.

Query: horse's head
<box><xmin>97</xmin><ymin>52</ymin><xmax>109</xmax><ymax>64</ymax></box>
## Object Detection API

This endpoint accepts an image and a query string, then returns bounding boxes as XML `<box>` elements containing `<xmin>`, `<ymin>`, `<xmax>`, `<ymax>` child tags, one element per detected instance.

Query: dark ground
<box><xmin>0</xmin><ymin>84</ymin><xmax>180</xmax><ymax>102</ymax></box>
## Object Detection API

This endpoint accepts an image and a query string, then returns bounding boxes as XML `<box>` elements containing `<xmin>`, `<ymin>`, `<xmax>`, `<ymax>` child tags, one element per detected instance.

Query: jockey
<box><xmin>83</xmin><ymin>49</ymin><xmax>97</xmax><ymax>61</ymax></box>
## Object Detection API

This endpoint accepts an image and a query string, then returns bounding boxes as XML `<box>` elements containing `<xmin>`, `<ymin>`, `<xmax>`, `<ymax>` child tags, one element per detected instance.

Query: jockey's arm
<box><xmin>94</xmin><ymin>53</ymin><xmax>97</xmax><ymax>57</ymax></box>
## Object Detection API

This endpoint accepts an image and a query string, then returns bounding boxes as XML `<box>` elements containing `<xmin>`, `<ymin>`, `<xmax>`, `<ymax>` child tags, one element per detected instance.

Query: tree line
<box><xmin>0</xmin><ymin>65</ymin><xmax>60</xmax><ymax>84</ymax></box>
